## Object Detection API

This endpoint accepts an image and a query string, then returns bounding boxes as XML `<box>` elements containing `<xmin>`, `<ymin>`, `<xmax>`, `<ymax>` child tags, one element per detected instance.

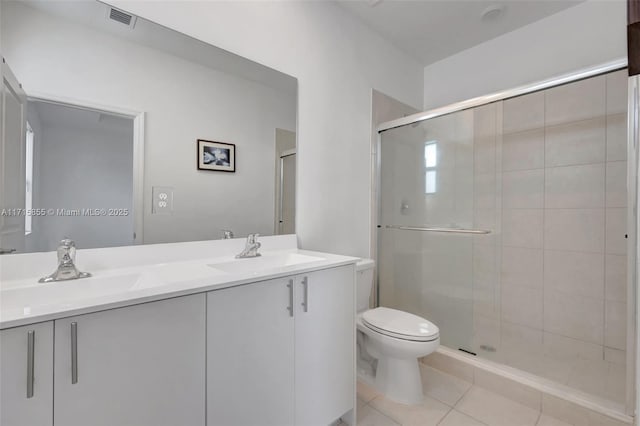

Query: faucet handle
<box><xmin>57</xmin><ymin>238</ymin><xmax>76</xmax><ymax>264</ymax></box>
<box><xmin>60</xmin><ymin>238</ymin><xmax>74</xmax><ymax>246</ymax></box>
<box><xmin>222</xmin><ymin>230</ymin><xmax>234</xmax><ymax>239</ymax></box>
<box><xmin>248</xmin><ymin>233</ymin><xmax>260</xmax><ymax>243</ymax></box>
<box><xmin>39</xmin><ymin>238</ymin><xmax>91</xmax><ymax>283</ymax></box>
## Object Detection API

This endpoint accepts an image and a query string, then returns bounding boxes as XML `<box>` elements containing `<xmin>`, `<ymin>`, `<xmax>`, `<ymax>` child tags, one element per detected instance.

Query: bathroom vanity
<box><xmin>0</xmin><ymin>235</ymin><xmax>357</xmax><ymax>426</ymax></box>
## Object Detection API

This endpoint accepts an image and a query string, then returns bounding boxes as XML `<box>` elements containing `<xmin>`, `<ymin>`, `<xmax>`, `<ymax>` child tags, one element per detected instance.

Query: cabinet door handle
<box><xmin>71</xmin><ymin>322</ymin><xmax>78</xmax><ymax>384</ymax></box>
<box><xmin>301</xmin><ymin>276</ymin><xmax>309</xmax><ymax>313</ymax></box>
<box><xmin>26</xmin><ymin>330</ymin><xmax>34</xmax><ymax>398</ymax></box>
<box><xmin>287</xmin><ymin>279</ymin><xmax>294</xmax><ymax>317</ymax></box>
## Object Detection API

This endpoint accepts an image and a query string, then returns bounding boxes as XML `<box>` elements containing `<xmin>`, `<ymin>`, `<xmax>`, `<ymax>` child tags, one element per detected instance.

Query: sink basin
<box><xmin>0</xmin><ymin>262</ymin><xmax>227</xmax><ymax>316</ymax></box>
<box><xmin>209</xmin><ymin>252</ymin><xmax>325</xmax><ymax>274</ymax></box>
<box><xmin>1</xmin><ymin>273</ymin><xmax>146</xmax><ymax>313</ymax></box>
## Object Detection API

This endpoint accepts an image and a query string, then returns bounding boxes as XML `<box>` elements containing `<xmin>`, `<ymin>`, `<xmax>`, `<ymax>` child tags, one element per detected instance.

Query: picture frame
<box><xmin>197</xmin><ymin>139</ymin><xmax>236</xmax><ymax>172</ymax></box>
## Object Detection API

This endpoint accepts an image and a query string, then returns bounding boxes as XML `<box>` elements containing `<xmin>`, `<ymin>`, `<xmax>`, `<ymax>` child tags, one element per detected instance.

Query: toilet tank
<box><xmin>356</xmin><ymin>259</ymin><xmax>375</xmax><ymax>313</ymax></box>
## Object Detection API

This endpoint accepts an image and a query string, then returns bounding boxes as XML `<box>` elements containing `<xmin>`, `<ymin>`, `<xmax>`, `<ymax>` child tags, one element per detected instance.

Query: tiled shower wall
<box><xmin>472</xmin><ymin>69</ymin><xmax>629</xmax><ymax>405</ymax></box>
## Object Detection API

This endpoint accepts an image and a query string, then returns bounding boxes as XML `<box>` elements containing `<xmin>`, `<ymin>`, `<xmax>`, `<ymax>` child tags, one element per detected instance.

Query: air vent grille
<box><xmin>109</xmin><ymin>8</ymin><xmax>135</xmax><ymax>27</ymax></box>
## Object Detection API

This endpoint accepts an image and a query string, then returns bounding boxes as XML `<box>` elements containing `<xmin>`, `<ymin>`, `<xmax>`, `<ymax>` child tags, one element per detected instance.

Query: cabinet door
<box><xmin>54</xmin><ymin>294</ymin><xmax>206</xmax><ymax>426</ymax></box>
<box><xmin>0</xmin><ymin>322</ymin><xmax>53</xmax><ymax>426</ymax></box>
<box><xmin>207</xmin><ymin>278</ymin><xmax>294</xmax><ymax>426</ymax></box>
<box><xmin>295</xmin><ymin>265</ymin><xmax>355</xmax><ymax>425</ymax></box>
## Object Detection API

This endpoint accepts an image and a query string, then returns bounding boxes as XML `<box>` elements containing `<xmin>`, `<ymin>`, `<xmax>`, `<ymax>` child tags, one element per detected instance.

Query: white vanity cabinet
<box><xmin>0</xmin><ymin>249</ymin><xmax>357</xmax><ymax>426</ymax></box>
<box><xmin>206</xmin><ymin>264</ymin><xmax>355</xmax><ymax>426</ymax></box>
<box><xmin>207</xmin><ymin>276</ymin><xmax>295</xmax><ymax>426</ymax></box>
<box><xmin>294</xmin><ymin>265</ymin><xmax>355</xmax><ymax>425</ymax></box>
<box><xmin>53</xmin><ymin>294</ymin><xmax>206</xmax><ymax>426</ymax></box>
<box><xmin>0</xmin><ymin>321</ymin><xmax>54</xmax><ymax>426</ymax></box>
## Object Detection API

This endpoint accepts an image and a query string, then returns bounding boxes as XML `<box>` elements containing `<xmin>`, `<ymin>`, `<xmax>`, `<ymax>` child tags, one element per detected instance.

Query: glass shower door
<box><xmin>378</xmin><ymin>105</ymin><xmax>499</xmax><ymax>352</ymax></box>
<box><xmin>378</xmin><ymin>68</ymin><xmax>632</xmax><ymax>412</ymax></box>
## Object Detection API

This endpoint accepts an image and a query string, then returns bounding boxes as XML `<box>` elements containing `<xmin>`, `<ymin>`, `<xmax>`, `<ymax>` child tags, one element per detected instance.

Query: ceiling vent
<box><xmin>481</xmin><ymin>4</ymin><xmax>506</xmax><ymax>22</ymax></box>
<box><xmin>107</xmin><ymin>7</ymin><xmax>137</xmax><ymax>29</ymax></box>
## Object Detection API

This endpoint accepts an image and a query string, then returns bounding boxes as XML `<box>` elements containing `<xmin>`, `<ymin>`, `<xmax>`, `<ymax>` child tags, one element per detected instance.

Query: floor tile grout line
<box><xmin>534</xmin><ymin>409</ymin><xmax>543</xmax><ymax>426</ymax></box>
<box><xmin>365</xmin><ymin>402</ymin><xmax>400</xmax><ymax>426</ymax></box>
<box><xmin>463</xmin><ymin>384</ymin><xmax>549</xmax><ymax>424</ymax></box>
<box><xmin>362</xmin><ymin>383</ymin><xmax>545</xmax><ymax>426</ymax></box>
<box><xmin>361</xmin><ymin>376</ymin><xmax>558</xmax><ymax>425</ymax></box>
<box><xmin>360</xmin><ymin>381</ymin><xmax>468</xmax><ymax>426</ymax></box>
<box><xmin>435</xmin><ymin>405</ymin><xmax>454</xmax><ymax>426</ymax></box>
<box><xmin>453</xmin><ymin>382</ymin><xmax>474</xmax><ymax>409</ymax></box>
<box><xmin>464</xmin><ymin>408</ymin><xmax>492</xmax><ymax>426</ymax></box>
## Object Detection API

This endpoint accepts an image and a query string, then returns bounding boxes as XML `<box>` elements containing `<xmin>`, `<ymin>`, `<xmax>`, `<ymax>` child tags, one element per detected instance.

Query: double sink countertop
<box><xmin>0</xmin><ymin>236</ymin><xmax>358</xmax><ymax>329</ymax></box>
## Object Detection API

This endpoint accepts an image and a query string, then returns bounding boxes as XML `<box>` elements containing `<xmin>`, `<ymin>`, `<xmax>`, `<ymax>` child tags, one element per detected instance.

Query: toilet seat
<box><xmin>362</xmin><ymin>307</ymin><xmax>439</xmax><ymax>342</ymax></box>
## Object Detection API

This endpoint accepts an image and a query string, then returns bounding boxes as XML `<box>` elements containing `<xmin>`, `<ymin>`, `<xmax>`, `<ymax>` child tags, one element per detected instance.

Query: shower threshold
<box><xmin>424</xmin><ymin>346</ymin><xmax>632</xmax><ymax>425</ymax></box>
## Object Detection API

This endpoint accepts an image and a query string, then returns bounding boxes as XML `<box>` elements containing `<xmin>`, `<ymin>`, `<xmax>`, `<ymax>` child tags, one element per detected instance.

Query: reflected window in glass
<box><xmin>424</xmin><ymin>142</ymin><xmax>437</xmax><ymax>194</ymax></box>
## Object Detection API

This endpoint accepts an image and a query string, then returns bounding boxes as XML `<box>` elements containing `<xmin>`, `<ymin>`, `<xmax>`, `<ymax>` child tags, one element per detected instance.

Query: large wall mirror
<box><xmin>0</xmin><ymin>0</ymin><xmax>297</xmax><ymax>254</ymax></box>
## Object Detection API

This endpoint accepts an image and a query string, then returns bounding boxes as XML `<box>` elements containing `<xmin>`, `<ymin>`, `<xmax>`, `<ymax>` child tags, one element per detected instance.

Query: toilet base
<box><xmin>374</xmin><ymin>357</ymin><xmax>424</xmax><ymax>405</ymax></box>
<box><xmin>356</xmin><ymin>314</ymin><xmax>439</xmax><ymax>406</ymax></box>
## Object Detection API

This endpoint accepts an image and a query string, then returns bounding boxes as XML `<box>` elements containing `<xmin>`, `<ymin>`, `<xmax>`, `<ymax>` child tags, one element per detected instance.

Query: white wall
<box><xmin>422</xmin><ymin>0</ymin><xmax>627</xmax><ymax>110</ymax></box>
<box><xmin>1</xmin><ymin>1</ymin><xmax>297</xmax><ymax>246</ymax></box>
<box><xmin>104</xmin><ymin>0</ymin><xmax>424</xmax><ymax>258</ymax></box>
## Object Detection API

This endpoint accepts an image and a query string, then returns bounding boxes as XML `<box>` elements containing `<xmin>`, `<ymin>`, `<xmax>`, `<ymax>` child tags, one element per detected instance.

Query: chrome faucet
<box><xmin>222</xmin><ymin>229</ymin><xmax>234</xmax><ymax>239</ymax></box>
<box><xmin>39</xmin><ymin>239</ymin><xmax>92</xmax><ymax>283</ymax></box>
<box><xmin>236</xmin><ymin>233</ymin><xmax>261</xmax><ymax>258</ymax></box>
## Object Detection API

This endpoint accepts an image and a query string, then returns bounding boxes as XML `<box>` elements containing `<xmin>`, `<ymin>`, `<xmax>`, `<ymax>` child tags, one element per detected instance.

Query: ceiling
<box><xmin>336</xmin><ymin>0</ymin><xmax>584</xmax><ymax>66</ymax></box>
<box><xmin>17</xmin><ymin>1</ymin><xmax>584</xmax><ymax>82</ymax></box>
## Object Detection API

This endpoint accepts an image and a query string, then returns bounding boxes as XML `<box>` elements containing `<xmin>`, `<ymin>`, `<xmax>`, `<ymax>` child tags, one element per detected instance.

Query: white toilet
<box><xmin>356</xmin><ymin>259</ymin><xmax>440</xmax><ymax>405</ymax></box>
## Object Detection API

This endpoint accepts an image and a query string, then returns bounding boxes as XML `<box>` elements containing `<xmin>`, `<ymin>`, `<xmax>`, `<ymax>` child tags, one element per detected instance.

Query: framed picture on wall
<box><xmin>197</xmin><ymin>139</ymin><xmax>236</xmax><ymax>172</ymax></box>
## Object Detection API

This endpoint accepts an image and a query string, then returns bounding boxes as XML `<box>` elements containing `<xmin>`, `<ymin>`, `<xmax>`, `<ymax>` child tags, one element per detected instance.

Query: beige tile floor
<box><xmin>356</xmin><ymin>364</ymin><xmax>573</xmax><ymax>426</ymax></box>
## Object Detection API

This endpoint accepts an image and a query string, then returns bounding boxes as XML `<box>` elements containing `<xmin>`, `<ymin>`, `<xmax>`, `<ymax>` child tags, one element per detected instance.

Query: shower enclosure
<box><xmin>376</xmin><ymin>63</ymin><xmax>636</xmax><ymax>415</ymax></box>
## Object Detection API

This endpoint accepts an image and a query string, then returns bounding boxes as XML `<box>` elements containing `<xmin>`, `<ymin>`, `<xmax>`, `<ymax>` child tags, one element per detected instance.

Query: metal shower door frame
<box><xmin>374</xmin><ymin>58</ymin><xmax>636</xmax><ymax>416</ymax></box>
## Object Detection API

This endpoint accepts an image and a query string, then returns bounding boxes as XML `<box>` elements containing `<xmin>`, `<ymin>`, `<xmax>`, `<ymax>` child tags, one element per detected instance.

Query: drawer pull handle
<box><xmin>71</xmin><ymin>322</ymin><xmax>78</xmax><ymax>384</ymax></box>
<box><xmin>287</xmin><ymin>279</ymin><xmax>294</xmax><ymax>317</ymax></box>
<box><xmin>27</xmin><ymin>330</ymin><xmax>34</xmax><ymax>398</ymax></box>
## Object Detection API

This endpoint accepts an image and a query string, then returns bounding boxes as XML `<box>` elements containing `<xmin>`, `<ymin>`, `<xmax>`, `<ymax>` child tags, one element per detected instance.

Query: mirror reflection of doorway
<box><xmin>279</xmin><ymin>151</ymin><xmax>296</xmax><ymax>235</ymax></box>
<box><xmin>0</xmin><ymin>61</ymin><xmax>27</xmax><ymax>255</ymax></box>
<box><xmin>274</xmin><ymin>129</ymin><xmax>296</xmax><ymax>235</ymax></box>
<box><xmin>25</xmin><ymin>100</ymin><xmax>135</xmax><ymax>252</ymax></box>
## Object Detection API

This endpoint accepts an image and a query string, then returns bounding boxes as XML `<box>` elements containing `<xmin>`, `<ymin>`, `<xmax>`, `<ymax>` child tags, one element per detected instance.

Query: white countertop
<box><xmin>0</xmin><ymin>237</ymin><xmax>358</xmax><ymax>329</ymax></box>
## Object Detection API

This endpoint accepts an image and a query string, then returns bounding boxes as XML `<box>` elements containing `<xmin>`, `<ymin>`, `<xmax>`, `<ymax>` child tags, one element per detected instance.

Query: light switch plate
<box><xmin>152</xmin><ymin>186</ymin><xmax>173</xmax><ymax>214</ymax></box>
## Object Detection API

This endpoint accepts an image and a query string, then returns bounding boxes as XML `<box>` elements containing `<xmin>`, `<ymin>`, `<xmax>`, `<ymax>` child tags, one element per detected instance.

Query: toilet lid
<box><xmin>362</xmin><ymin>307</ymin><xmax>439</xmax><ymax>342</ymax></box>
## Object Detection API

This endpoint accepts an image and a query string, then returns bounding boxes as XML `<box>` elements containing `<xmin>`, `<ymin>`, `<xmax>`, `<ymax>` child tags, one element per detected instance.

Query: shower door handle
<box><xmin>385</xmin><ymin>225</ymin><xmax>491</xmax><ymax>234</ymax></box>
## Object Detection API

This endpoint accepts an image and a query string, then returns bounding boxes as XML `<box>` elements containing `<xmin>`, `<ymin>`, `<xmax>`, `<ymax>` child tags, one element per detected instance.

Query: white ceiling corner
<box><xmin>335</xmin><ymin>0</ymin><xmax>585</xmax><ymax>66</ymax></box>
